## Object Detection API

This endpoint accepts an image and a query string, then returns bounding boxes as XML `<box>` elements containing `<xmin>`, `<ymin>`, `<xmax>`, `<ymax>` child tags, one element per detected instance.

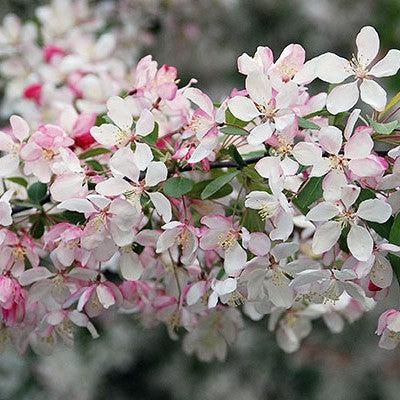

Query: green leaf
<box><xmin>95</xmin><ymin>113</ymin><xmax>106</xmax><ymax>126</ymax></box>
<box><xmin>6</xmin><ymin>177</ymin><xmax>28</xmax><ymax>188</ymax></box>
<box><xmin>27</xmin><ymin>182</ymin><xmax>48</xmax><ymax>204</ymax></box>
<box><xmin>333</xmin><ymin>112</ymin><xmax>350</xmax><ymax>128</ymax></box>
<box><xmin>13</xmin><ymin>200</ymin><xmax>41</xmax><ymax>210</ymax></box>
<box><xmin>141</xmin><ymin>122</ymin><xmax>159</xmax><ymax>145</ymax></box>
<box><xmin>298</xmin><ymin>117</ymin><xmax>321</xmax><ymax>131</ymax></box>
<box><xmin>292</xmin><ymin>177</ymin><xmax>323</xmax><ymax>214</ymax></box>
<box><xmin>163</xmin><ymin>177</ymin><xmax>194</xmax><ymax>198</ymax></box>
<box><xmin>242</xmin><ymin>165</ymin><xmax>264</xmax><ymax>182</ymax></box>
<box><xmin>78</xmin><ymin>147</ymin><xmax>111</xmax><ymax>160</ymax></box>
<box><xmin>85</xmin><ymin>160</ymin><xmax>104</xmax><ymax>172</ymax></box>
<box><xmin>303</xmin><ymin>109</ymin><xmax>331</xmax><ymax>119</ymax></box>
<box><xmin>63</xmin><ymin>211</ymin><xmax>86</xmax><ymax>225</ymax></box>
<box><xmin>227</xmin><ymin>145</ymin><xmax>246</xmax><ymax>168</ymax></box>
<box><xmin>338</xmin><ymin>224</ymin><xmax>350</xmax><ymax>253</ymax></box>
<box><xmin>389</xmin><ymin>213</ymin><xmax>400</xmax><ymax>282</ymax></box>
<box><xmin>30</xmin><ymin>218</ymin><xmax>45</xmax><ymax>239</ymax></box>
<box><xmin>225</xmin><ymin>108</ymin><xmax>248</xmax><ymax>128</ymax></box>
<box><xmin>216</xmin><ymin>267</ymin><xmax>226</xmax><ymax>280</ymax></box>
<box><xmin>187</xmin><ymin>180</ymin><xmax>233</xmax><ymax>200</ymax></box>
<box><xmin>367</xmin><ymin>116</ymin><xmax>399</xmax><ymax>135</ymax></box>
<box><xmin>220</xmin><ymin>126</ymin><xmax>248</xmax><ymax>136</ymax></box>
<box><xmin>201</xmin><ymin>171</ymin><xmax>239</xmax><ymax>200</ymax></box>
<box><xmin>242</xmin><ymin>209</ymin><xmax>264</xmax><ymax>232</ymax></box>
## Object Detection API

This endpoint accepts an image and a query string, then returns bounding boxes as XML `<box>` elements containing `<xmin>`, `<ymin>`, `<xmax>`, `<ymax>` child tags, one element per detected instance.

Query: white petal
<box><xmin>0</xmin><ymin>154</ymin><xmax>19</xmax><ymax>177</ymax></box>
<box><xmin>319</xmin><ymin>126</ymin><xmax>343</xmax><ymax>155</ymax></box>
<box><xmin>245</xmin><ymin>72</ymin><xmax>272</xmax><ymax>105</ymax></box>
<box><xmin>136</xmin><ymin>109</ymin><xmax>154</xmax><ymax>137</ymax></box>
<box><xmin>271</xmin><ymin>242</ymin><xmax>299</xmax><ymax>260</ymax></box>
<box><xmin>255</xmin><ymin>156</ymin><xmax>282</xmax><ymax>180</ymax></box>
<box><xmin>145</xmin><ymin>161</ymin><xmax>167</xmax><ymax>187</ymax></box>
<box><xmin>266</xmin><ymin>274</ymin><xmax>294</xmax><ymax>308</ymax></box>
<box><xmin>186</xmin><ymin>281</ymin><xmax>206</xmax><ymax>305</ymax></box>
<box><xmin>156</xmin><ymin>228</ymin><xmax>178</xmax><ymax>253</ymax></box>
<box><xmin>110</xmin><ymin>146</ymin><xmax>140</xmax><ymax>182</ymax></box>
<box><xmin>292</xmin><ymin>142</ymin><xmax>322</xmax><ymax>166</ymax></box>
<box><xmin>322</xmin><ymin>170</ymin><xmax>347</xmax><ymax>202</ymax></box>
<box><xmin>96</xmin><ymin>178</ymin><xmax>132</xmax><ymax>196</ymax></box>
<box><xmin>317</xmin><ymin>53</ymin><xmax>352</xmax><ymax>83</ymax></box>
<box><xmin>347</xmin><ymin>225</ymin><xmax>373</xmax><ymax>261</ymax></box>
<box><xmin>369</xmin><ymin>49</ymin><xmax>400</xmax><ymax>77</ymax></box>
<box><xmin>0</xmin><ymin>202</ymin><xmax>13</xmax><ymax>226</ymax></box>
<box><xmin>10</xmin><ymin>115</ymin><xmax>29</xmax><ymax>142</ymax></box>
<box><xmin>213</xmin><ymin>278</ymin><xmax>237</xmax><ymax>295</ymax></box>
<box><xmin>107</xmin><ymin>96</ymin><xmax>132</xmax><ymax>131</ymax></box>
<box><xmin>120</xmin><ymin>251</ymin><xmax>143</xmax><ymax>280</ymax></box>
<box><xmin>244</xmin><ymin>191</ymin><xmax>277</xmax><ymax>210</ymax></box>
<box><xmin>19</xmin><ymin>267</ymin><xmax>53</xmax><ymax>286</ymax></box>
<box><xmin>109</xmin><ymin>198</ymin><xmax>139</xmax><ymax>230</ymax></box>
<box><xmin>344</xmin><ymin>109</ymin><xmax>361</xmax><ymax>140</ymax></box>
<box><xmin>90</xmin><ymin>124</ymin><xmax>121</xmax><ymax>147</ymax></box>
<box><xmin>312</xmin><ymin>221</ymin><xmax>342</xmax><ymax>255</ymax></box>
<box><xmin>270</xmin><ymin>212</ymin><xmax>293</xmax><ymax>242</ymax></box>
<box><xmin>370</xmin><ymin>254</ymin><xmax>393</xmax><ymax>289</ymax></box>
<box><xmin>359</xmin><ymin>80</ymin><xmax>386</xmax><ymax>112</ymax></box>
<box><xmin>275</xmin><ymin>81</ymin><xmax>298</xmax><ymax>109</ymax></box>
<box><xmin>357</xmin><ymin>199</ymin><xmax>392</xmax><ymax>223</ymax></box>
<box><xmin>294</xmin><ymin>56</ymin><xmax>320</xmax><ymax>85</ymax></box>
<box><xmin>228</xmin><ymin>96</ymin><xmax>259</xmax><ymax>121</ymax></box>
<box><xmin>348</xmin><ymin>158</ymin><xmax>384</xmax><ymax>177</ymax></box>
<box><xmin>306</xmin><ymin>202</ymin><xmax>339</xmax><ymax>221</ymax></box>
<box><xmin>310</xmin><ymin>158</ymin><xmax>330</xmax><ymax>177</ymax></box>
<box><xmin>327</xmin><ymin>81</ymin><xmax>359</xmax><ymax>114</ymax></box>
<box><xmin>224</xmin><ymin>242</ymin><xmax>247</xmax><ymax>275</ymax></box>
<box><xmin>274</xmin><ymin>111</ymin><xmax>295</xmax><ymax>131</ymax></box>
<box><xmin>344</xmin><ymin>129</ymin><xmax>373</xmax><ymax>159</ymax></box>
<box><xmin>133</xmin><ymin>142</ymin><xmax>154</xmax><ymax>171</ymax></box>
<box><xmin>247</xmin><ymin>123</ymin><xmax>273</xmax><ymax>145</ymax></box>
<box><xmin>57</xmin><ymin>198</ymin><xmax>96</xmax><ymax>214</ymax></box>
<box><xmin>356</xmin><ymin>26</ymin><xmax>380</xmax><ymax>66</ymax></box>
<box><xmin>340</xmin><ymin>185</ymin><xmax>360</xmax><ymax>209</ymax></box>
<box><xmin>96</xmin><ymin>285</ymin><xmax>115</xmax><ymax>309</ymax></box>
<box><xmin>50</xmin><ymin>174</ymin><xmax>85</xmax><ymax>202</ymax></box>
<box><xmin>248</xmin><ymin>232</ymin><xmax>271</xmax><ymax>256</ymax></box>
<box><xmin>379</xmin><ymin>330</ymin><xmax>400</xmax><ymax>350</ymax></box>
<box><xmin>148</xmin><ymin>192</ymin><xmax>171</xmax><ymax>222</ymax></box>
<box><xmin>184</xmin><ymin>87</ymin><xmax>214</xmax><ymax>115</ymax></box>
<box><xmin>187</xmin><ymin>135</ymin><xmax>218</xmax><ymax>163</ymax></box>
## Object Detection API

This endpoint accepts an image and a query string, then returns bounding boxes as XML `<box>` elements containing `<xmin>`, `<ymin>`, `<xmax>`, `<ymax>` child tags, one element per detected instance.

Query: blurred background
<box><xmin>1</xmin><ymin>1</ymin><xmax>400</xmax><ymax>399</ymax></box>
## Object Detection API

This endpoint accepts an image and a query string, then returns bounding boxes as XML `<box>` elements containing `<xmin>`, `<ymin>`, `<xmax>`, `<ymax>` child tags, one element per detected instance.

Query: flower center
<box><xmin>116</xmin><ymin>129</ymin><xmax>131</xmax><ymax>146</ymax></box>
<box><xmin>218</xmin><ymin>231</ymin><xmax>237</xmax><ymax>250</ymax></box>
<box><xmin>176</xmin><ymin>229</ymin><xmax>190</xmax><ymax>249</ymax></box>
<box><xmin>191</xmin><ymin>115</ymin><xmax>210</xmax><ymax>135</ymax></box>
<box><xmin>42</xmin><ymin>148</ymin><xmax>56</xmax><ymax>160</ymax></box>
<box><xmin>12</xmin><ymin>246</ymin><xmax>26</xmax><ymax>261</ymax></box>
<box><xmin>277</xmin><ymin>63</ymin><xmax>298</xmax><ymax>82</ymax></box>
<box><xmin>329</xmin><ymin>155</ymin><xmax>348</xmax><ymax>170</ymax></box>
<box><xmin>348</xmin><ymin>55</ymin><xmax>368</xmax><ymax>79</ymax></box>
<box><xmin>258</xmin><ymin>201</ymin><xmax>277</xmax><ymax>220</ymax></box>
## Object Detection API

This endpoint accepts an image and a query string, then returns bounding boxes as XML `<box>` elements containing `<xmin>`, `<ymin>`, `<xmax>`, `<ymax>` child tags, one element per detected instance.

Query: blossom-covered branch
<box><xmin>1</xmin><ymin>2</ymin><xmax>400</xmax><ymax>359</ymax></box>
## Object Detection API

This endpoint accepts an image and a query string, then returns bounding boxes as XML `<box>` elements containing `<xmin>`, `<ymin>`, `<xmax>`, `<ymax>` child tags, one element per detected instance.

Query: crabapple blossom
<box><xmin>0</xmin><ymin>16</ymin><xmax>400</xmax><ymax>361</ymax></box>
<box><xmin>316</xmin><ymin>26</ymin><xmax>400</xmax><ymax>113</ymax></box>
<box><xmin>376</xmin><ymin>309</ymin><xmax>400</xmax><ymax>350</ymax></box>
<box><xmin>308</xmin><ymin>185</ymin><xmax>392</xmax><ymax>261</ymax></box>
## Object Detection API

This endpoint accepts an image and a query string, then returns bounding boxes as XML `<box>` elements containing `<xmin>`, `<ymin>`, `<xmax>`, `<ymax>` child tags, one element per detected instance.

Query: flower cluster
<box><xmin>0</xmin><ymin>0</ymin><xmax>150</xmax><ymax>126</ymax></box>
<box><xmin>1</xmin><ymin>13</ymin><xmax>400</xmax><ymax>360</ymax></box>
